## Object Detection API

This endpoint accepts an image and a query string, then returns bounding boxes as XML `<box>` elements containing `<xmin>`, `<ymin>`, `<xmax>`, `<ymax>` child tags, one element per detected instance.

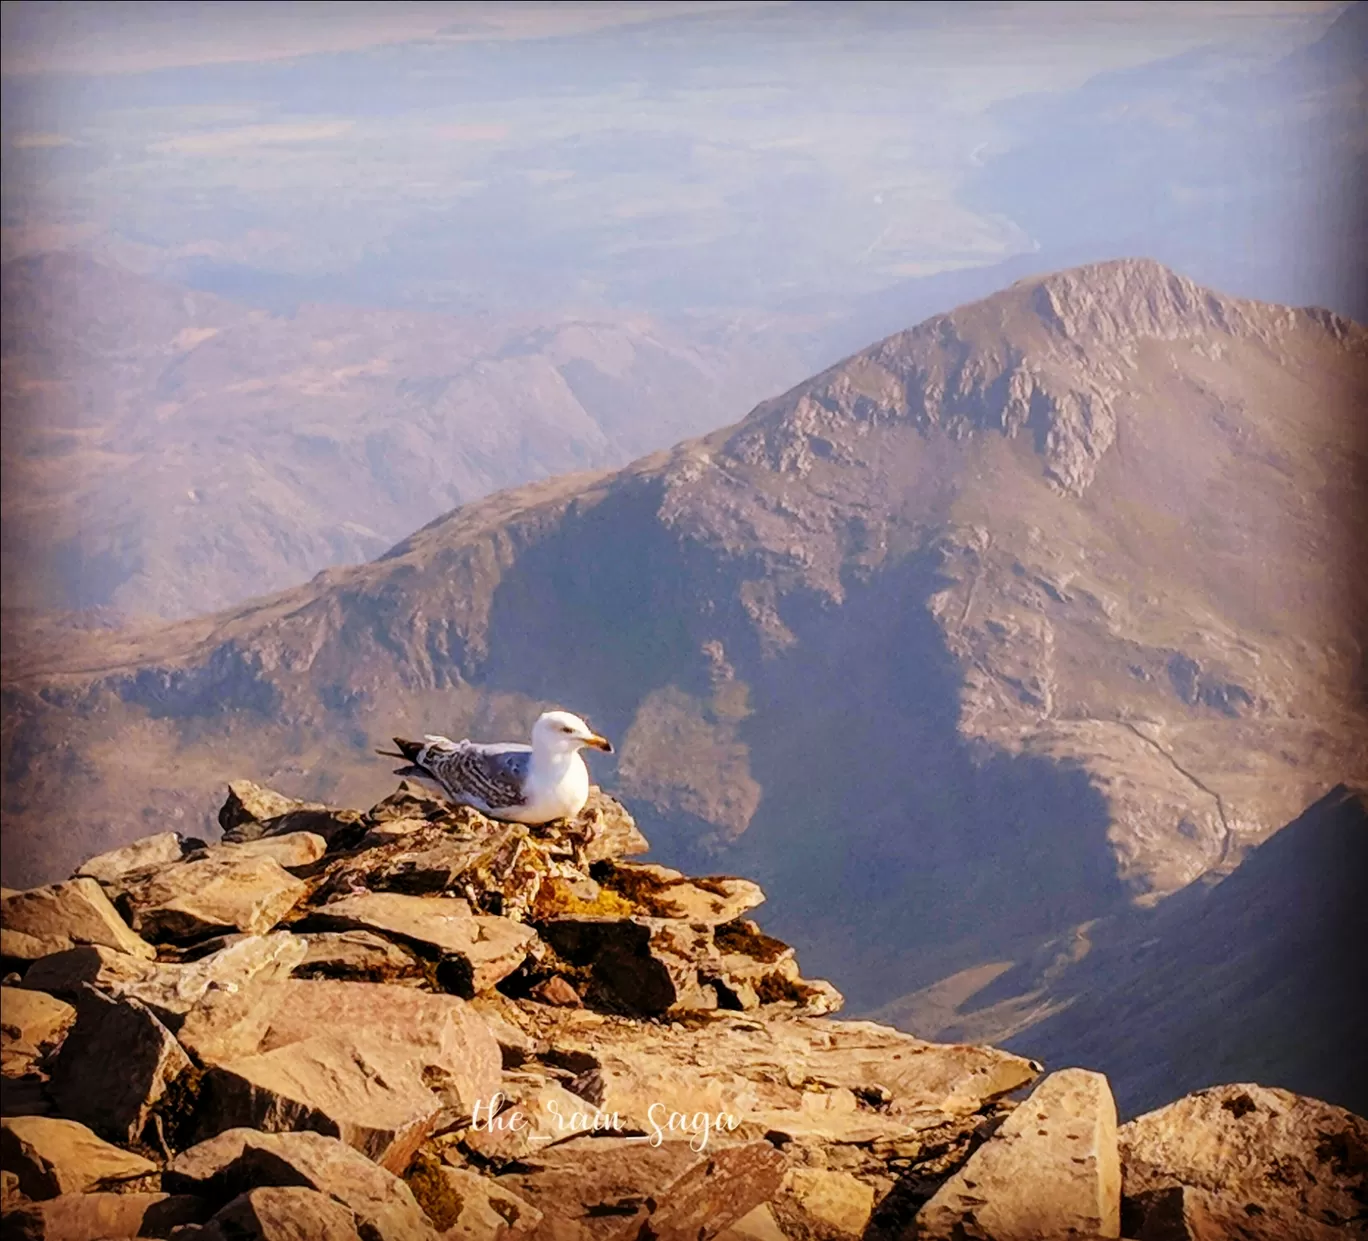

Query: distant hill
<box><xmin>4</xmin><ymin>259</ymin><xmax>1365</xmax><ymax>1020</ymax></box>
<box><xmin>1</xmin><ymin>250</ymin><xmax>810</xmax><ymax>618</ymax></box>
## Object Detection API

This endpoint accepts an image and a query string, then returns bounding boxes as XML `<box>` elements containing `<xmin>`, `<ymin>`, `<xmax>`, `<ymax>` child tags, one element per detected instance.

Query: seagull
<box><xmin>377</xmin><ymin>710</ymin><xmax>613</xmax><ymax>825</ymax></box>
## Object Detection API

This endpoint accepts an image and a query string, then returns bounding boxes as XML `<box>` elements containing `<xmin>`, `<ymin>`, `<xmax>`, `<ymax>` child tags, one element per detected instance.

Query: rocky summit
<box><xmin>3</xmin><ymin>780</ymin><xmax>1364</xmax><ymax>1240</ymax></box>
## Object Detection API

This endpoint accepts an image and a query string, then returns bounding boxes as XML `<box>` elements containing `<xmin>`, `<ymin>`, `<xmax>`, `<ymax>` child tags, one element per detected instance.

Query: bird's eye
<box><xmin>561</xmin><ymin>725</ymin><xmax>574</xmax><ymax>733</ymax></box>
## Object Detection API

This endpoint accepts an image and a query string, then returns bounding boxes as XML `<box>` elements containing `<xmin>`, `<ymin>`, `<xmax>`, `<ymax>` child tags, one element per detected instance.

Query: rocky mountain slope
<box><xmin>876</xmin><ymin>783</ymin><xmax>1368</xmax><ymax>1120</ymax></box>
<box><xmin>1</xmin><ymin>251</ymin><xmax>809</xmax><ymax>618</ymax></box>
<box><xmin>3</xmin><ymin>783</ymin><xmax>1364</xmax><ymax>1240</ymax></box>
<box><xmin>4</xmin><ymin>258</ymin><xmax>1366</xmax><ymax>1017</ymax></box>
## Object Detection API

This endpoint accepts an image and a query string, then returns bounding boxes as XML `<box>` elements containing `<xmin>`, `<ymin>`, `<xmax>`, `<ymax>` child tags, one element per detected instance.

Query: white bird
<box><xmin>377</xmin><ymin>710</ymin><xmax>613</xmax><ymax>825</ymax></box>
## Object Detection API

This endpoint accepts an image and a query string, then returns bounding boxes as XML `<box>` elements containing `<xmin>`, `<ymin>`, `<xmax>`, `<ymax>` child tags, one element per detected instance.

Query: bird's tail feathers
<box><xmin>375</xmin><ymin>736</ymin><xmax>427</xmax><ymax>764</ymax></box>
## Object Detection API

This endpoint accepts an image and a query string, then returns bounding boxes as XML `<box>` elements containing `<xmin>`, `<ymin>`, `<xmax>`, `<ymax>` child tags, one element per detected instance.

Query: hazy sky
<box><xmin>1</xmin><ymin>1</ymin><xmax>1357</xmax><ymax>316</ymax></box>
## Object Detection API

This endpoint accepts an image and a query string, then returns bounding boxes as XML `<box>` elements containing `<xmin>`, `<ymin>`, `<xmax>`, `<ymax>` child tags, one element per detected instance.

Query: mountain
<box><xmin>1</xmin><ymin>251</ymin><xmax>811</xmax><ymax>618</ymax></box>
<box><xmin>4</xmin><ymin>258</ymin><xmax>1366</xmax><ymax>1018</ymax></box>
<box><xmin>875</xmin><ymin>784</ymin><xmax>1368</xmax><ymax>1119</ymax></box>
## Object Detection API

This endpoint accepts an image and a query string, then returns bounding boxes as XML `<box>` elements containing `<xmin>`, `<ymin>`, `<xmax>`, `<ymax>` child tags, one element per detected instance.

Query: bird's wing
<box><xmin>423</xmin><ymin>741</ymin><xmax>532</xmax><ymax>809</ymax></box>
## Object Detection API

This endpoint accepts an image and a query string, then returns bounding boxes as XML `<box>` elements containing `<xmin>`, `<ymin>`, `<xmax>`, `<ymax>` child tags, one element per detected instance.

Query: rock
<box><xmin>121</xmin><ymin>854</ymin><xmax>309</xmax><ymax>941</ymax></box>
<box><xmin>255</xmin><ymin>980</ymin><xmax>501</xmax><ymax>1118</ymax></box>
<box><xmin>76</xmin><ymin>832</ymin><xmax>188</xmax><ymax>884</ymax></box>
<box><xmin>218</xmin><ymin>780</ymin><xmax>366</xmax><ymax>850</ymax></box>
<box><xmin>0</xmin><ymin>989</ymin><xmax>75</xmax><ymax>1077</ymax></box>
<box><xmin>771</xmin><ymin>1168</ymin><xmax>876</xmax><ymax>1240</ymax></box>
<box><xmin>1</xmin><ymin>1115</ymin><xmax>158</xmax><ymax>1198</ymax></box>
<box><xmin>219</xmin><ymin>781</ymin><xmax>317</xmax><ymax>839</ymax></box>
<box><xmin>502</xmin><ymin>1137</ymin><xmax>787</xmax><ymax>1241</ymax></box>
<box><xmin>530</xmin><ymin>976</ymin><xmax>582</xmax><ymax>1007</ymax></box>
<box><xmin>0</xmin><ymin>879</ymin><xmax>155</xmax><ymax>961</ymax></box>
<box><xmin>1</xmin><ymin>1169</ymin><xmax>19</xmax><ymax>1208</ymax></box>
<box><xmin>0</xmin><ymin>1077</ymin><xmax>52</xmax><ymax>1118</ymax></box>
<box><xmin>166</xmin><ymin>1127</ymin><xmax>436</xmax><ymax>1241</ymax></box>
<box><xmin>1118</xmin><ymin>1083</ymin><xmax>1368</xmax><ymax>1234</ymax></box>
<box><xmin>1125</xmin><ymin>1183</ymin><xmax>1352</xmax><ymax>1241</ymax></box>
<box><xmin>576</xmin><ymin>789</ymin><xmax>650</xmax><ymax>864</ymax></box>
<box><xmin>538</xmin><ymin>916</ymin><xmax>717</xmax><ymax>1015</ymax></box>
<box><xmin>0</xmin><ymin>1191</ymin><xmax>210</xmax><ymax>1240</ymax></box>
<box><xmin>295</xmin><ymin>932</ymin><xmax>421</xmax><ymax>982</ymax></box>
<box><xmin>462</xmin><ymin>1077</ymin><xmax>601</xmax><ymax>1164</ymax></box>
<box><xmin>596</xmin><ymin>862</ymin><xmax>765</xmax><ymax>924</ymax></box>
<box><xmin>306</xmin><ymin>894</ymin><xmax>537</xmax><ymax>994</ymax></box>
<box><xmin>204</xmin><ymin>833</ymin><xmax>328</xmax><ymax>869</ymax></box>
<box><xmin>410</xmin><ymin>1161</ymin><xmax>541</xmax><ymax>1240</ymax></box>
<box><xmin>198</xmin><ymin>1033</ymin><xmax>443</xmax><ymax>1174</ymax></box>
<box><xmin>113</xmin><ymin>933</ymin><xmax>309</xmax><ymax>1028</ymax></box>
<box><xmin>204</xmin><ymin>1186</ymin><xmax>364</xmax><ymax>1240</ymax></box>
<box><xmin>715</xmin><ymin>1204</ymin><xmax>788</xmax><ymax>1241</ymax></box>
<box><xmin>47</xmin><ymin>988</ymin><xmax>192</xmax><ymax>1145</ymax></box>
<box><xmin>18</xmin><ymin>945</ymin><xmax>160</xmax><ymax>1001</ymax></box>
<box><xmin>915</xmin><ymin>1067</ymin><xmax>1120</xmax><ymax>1241</ymax></box>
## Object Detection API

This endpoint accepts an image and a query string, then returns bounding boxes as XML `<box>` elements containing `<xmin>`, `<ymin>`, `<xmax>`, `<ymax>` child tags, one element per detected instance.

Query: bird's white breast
<box><xmin>512</xmin><ymin>752</ymin><xmax>591</xmax><ymax>825</ymax></box>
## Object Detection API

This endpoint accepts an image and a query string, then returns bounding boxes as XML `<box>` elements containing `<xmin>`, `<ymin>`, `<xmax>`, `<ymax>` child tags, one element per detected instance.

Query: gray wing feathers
<box><xmin>423</xmin><ymin>741</ymin><xmax>531</xmax><ymax>809</ymax></box>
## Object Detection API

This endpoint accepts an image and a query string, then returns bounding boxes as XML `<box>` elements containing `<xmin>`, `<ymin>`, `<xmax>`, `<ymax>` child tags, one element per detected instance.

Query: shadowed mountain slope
<box><xmin>877</xmin><ymin>785</ymin><xmax>1368</xmax><ymax>1119</ymax></box>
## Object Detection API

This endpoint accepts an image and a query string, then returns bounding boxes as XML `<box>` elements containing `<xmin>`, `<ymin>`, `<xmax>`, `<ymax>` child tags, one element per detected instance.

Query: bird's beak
<box><xmin>584</xmin><ymin>734</ymin><xmax>614</xmax><ymax>753</ymax></box>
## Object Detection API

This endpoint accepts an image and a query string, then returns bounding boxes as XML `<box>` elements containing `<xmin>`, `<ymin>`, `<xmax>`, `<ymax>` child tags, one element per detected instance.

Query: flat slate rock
<box><xmin>199</xmin><ymin>1032</ymin><xmax>443</xmax><ymax>1174</ymax></box>
<box><xmin>306</xmin><ymin>893</ymin><xmax>537</xmax><ymax>993</ymax></box>
<box><xmin>1</xmin><ymin>1191</ymin><xmax>210</xmax><ymax>1240</ymax></box>
<box><xmin>915</xmin><ymin>1067</ymin><xmax>1121</xmax><ymax>1241</ymax></box>
<box><xmin>201</xmin><ymin>1186</ymin><xmax>364</xmax><ymax>1241</ymax></box>
<box><xmin>257</xmin><ymin>979</ymin><xmax>501</xmax><ymax>1117</ymax></box>
<box><xmin>1</xmin><ymin>879</ymin><xmax>154</xmax><ymax>961</ymax></box>
<box><xmin>0</xmin><ymin>988</ymin><xmax>76</xmax><ymax>1077</ymax></box>
<box><xmin>1</xmin><ymin>1115</ymin><xmax>158</xmax><ymax>1198</ymax></box>
<box><xmin>75</xmin><ymin>832</ymin><xmax>189</xmax><ymax>884</ymax></box>
<box><xmin>166</xmin><ymin>1127</ymin><xmax>437</xmax><ymax>1241</ymax></box>
<box><xmin>121</xmin><ymin>854</ymin><xmax>309</xmax><ymax>941</ymax></box>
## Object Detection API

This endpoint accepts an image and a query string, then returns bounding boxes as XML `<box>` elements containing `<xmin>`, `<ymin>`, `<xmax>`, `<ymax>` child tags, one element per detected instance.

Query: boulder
<box><xmin>0</xmin><ymin>988</ymin><xmax>75</xmax><ymax>1077</ymax></box>
<box><xmin>305</xmin><ymin>894</ymin><xmax>537</xmax><ymax>994</ymax></box>
<box><xmin>121</xmin><ymin>854</ymin><xmax>309</xmax><ymax>941</ymax></box>
<box><xmin>218</xmin><ymin>780</ymin><xmax>365</xmax><ymax>850</ymax></box>
<box><xmin>576</xmin><ymin>789</ymin><xmax>650</xmax><ymax>864</ymax></box>
<box><xmin>771</xmin><ymin>1167</ymin><xmax>877</xmax><ymax>1240</ymax></box>
<box><xmin>538</xmin><ymin>917</ymin><xmax>717</xmax><ymax>1015</ymax></box>
<box><xmin>255</xmin><ymin>980</ymin><xmax>501</xmax><ymax>1118</ymax></box>
<box><xmin>715</xmin><ymin>1205</ymin><xmax>788</xmax><ymax>1241</ymax></box>
<box><xmin>166</xmin><ymin>1127</ymin><xmax>436</xmax><ymax>1241</ymax></box>
<box><xmin>0</xmin><ymin>1077</ymin><xmax>52</xmax><ymax>1119</ymax></box>
<box><xmin>198</xmin><ymin>1033</ymin><xmax>443</xmax><ymax>1174</ymax></box>
<box><xmin>0</xmin><ymin>879</ymin><xmax>155</xmax><ymax>961</ymax></box>
<box><xmin>1125</xmin><ymin>1183</ymin><xmax>1353</xmax><ymax>1241</ymax></box>
<box><xmin>1</xmin><ymin>1115</ymin><xmax>158</xmax><ymax>1198</ymax></box>
<box><xmin>220</xmin><ymin>781</ymin><xmax>316</xmax><ymax>838</ymax></box>
<box><xmin>91</xmin><ymin>933</ymin><xmax>308</xmax><ymax>1029</ymax></box>
<box><xmin>529</xmin><ymin>976</ymin><xmax>582</xmax><ymax>1007</ymax></box>
<box><xmin>18</xmin><ymin>944</ymin><xmax>160</xmax><ymax>1001</ymax></box>
<box><xmin>462</xmin><ymin>1077</ymin><xmax>603</xmax><ymax>1164</ymax></box>
<box><xmin>1118</xmin><ymin>1083</ymin><xmax>1368</xmax><ymax>1234</ymax></box>
<box><xmin>410</xmin><ymin>1161</ymin><xmax>542</xmax><ymax>1240</ymax></box>
<box><xmin>915</xmin><ymin>1067</ymin><xmax>1120</xmax><ymax>1241</ymax></box>
<box><xmin>294</xmin><ymin>931</ymin><xmax>421</xmax><ymax>982</ymax></box>
<box><xmin>501</xmin><ymin>1137</ymin><xmax>787</xmax><ymax>1241</ymax></box>
<box><xmin>203</xmin><ymin>1186</ymin><xmax>364</xmax><ymax>1240</ymax></box>
<box><xmin>202</xmin><ymin>833</ymin><xmax>328</xmax><ymax>869</ymax></box>
<box><xmin>75</xmin><ymin>832</ymin><xmax>189</xmax><ymax>884</ymax></box>
<box><xmin>0</xmin><ymin>1191</ymin><xmax>209</xmax><ymax>1240</ymax></box>
<box><xmin>47</xmin><ymin>988</ymin><xmax>192</xmax><ymax>1145</ymax></box>
<box><xmin>596</xmin><ymin>862</ymin><xmax>764</xmax><ymax>924</ymax></box>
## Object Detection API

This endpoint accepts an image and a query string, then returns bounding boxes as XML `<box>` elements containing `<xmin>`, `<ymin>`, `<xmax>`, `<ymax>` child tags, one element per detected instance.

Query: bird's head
<box><xmin>533</xmin><ymin>710</ymin><xmax>613</xmax><ymax>755</ymax></box>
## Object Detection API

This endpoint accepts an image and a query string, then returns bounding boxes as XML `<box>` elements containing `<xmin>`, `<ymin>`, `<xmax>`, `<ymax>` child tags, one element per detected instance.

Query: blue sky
<box><xmin>1</xmin><ymin>1</ymin><xmax>1357</xmax><ymax>316</ymax></box>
